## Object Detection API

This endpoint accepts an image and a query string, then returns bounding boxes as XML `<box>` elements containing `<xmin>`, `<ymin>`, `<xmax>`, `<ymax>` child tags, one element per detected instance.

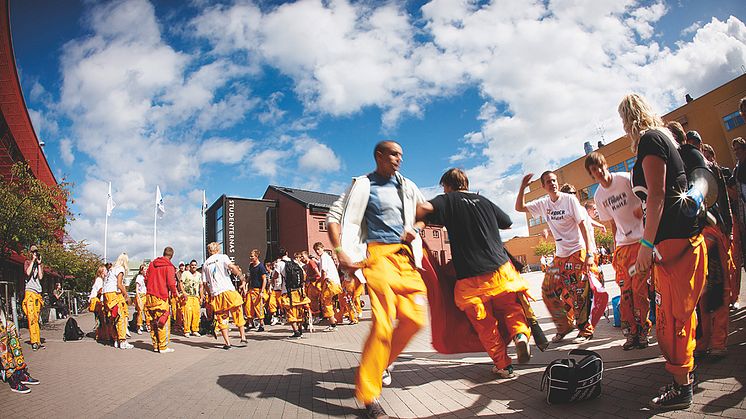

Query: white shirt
<box><xmin>135</xmin><ymin>274</ymin><xmax>147</xmax><ymax>294</ymax></box>
<box><xmin>594</xmin><ymin>172</ymin><xmax>644</xmax><ymax>247</ymax></box>
<box><xmin>102</xmin><ymin>266</ymin><xmax>125</xmax><ymax>294</ymax></box>
<box><xmin>584</xmin><ymin>211</ymin><xmax>597</xmax><ymax>255</ymax></box>
<box><xmin>526</xmin><ymin>193</ymin><xmax>586</xmax><ymax>258</ymax></box>
<box><xmin>272</xmin><ymin>257</ymin><xmax>290</xmax><ymax>292</ymax></box>
<box><xmin>318</xmin><ymin>252</ymin><xmax>340</xmax><ymax>285</ymax></box>
<box><xmin>202</xmin><ymin>253</ymin><xmax>236</xmax><ymax>297</ymax></box>
<box><xmin>89</xmin><ymin>277</ymin><xmax>103</xmax><ymax>300</ymax></box>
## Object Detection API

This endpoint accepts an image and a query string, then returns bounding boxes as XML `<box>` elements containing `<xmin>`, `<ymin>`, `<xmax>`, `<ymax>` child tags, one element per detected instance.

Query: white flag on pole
<box><xmin>201</xmin><ymin>190</ymin><xmax>208</xmax><ymax>216</ymax></box>
<box><xmin>106</xmin><ymin>182</ymin><xmax>116</xmax><ymax>216</ymax></box>
<box><xmin>156</xmin><ymin>185</ymin><xmax>166</xmax><ymax>217</ymax></box>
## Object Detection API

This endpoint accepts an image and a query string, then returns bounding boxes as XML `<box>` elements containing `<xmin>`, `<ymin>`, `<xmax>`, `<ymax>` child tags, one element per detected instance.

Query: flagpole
<box><xmin>153</xmin><ymin>186</ymin><xmax>158</xmax><ymax>260</ymax></box>
<box><xmin>202</xmin><ymin>190</ymin><xmax>207</xmax><ymax>263</ymax></box>
<box><xmin>104</xmin><ymin>181</ymin><xmax>111</xmax><ymax>262</ymax></box>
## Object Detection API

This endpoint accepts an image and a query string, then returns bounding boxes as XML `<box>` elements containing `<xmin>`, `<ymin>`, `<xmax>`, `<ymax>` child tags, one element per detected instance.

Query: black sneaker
<box><xmin>20</xmin><ymin>370</ymin><xmax>39</xmax><ymax>385</ymax></box>
<box><xmin>636</xmin><ymin>335</ymin><xmax>649</xmax><ymax>349</ymax></box>
<box><xmin>650</xmin><ymin>382</ymin><xmax>692</xmax><ymax>410</ymax></box>
<box><xmin>31</xmin><ymin>343</ymin><xmax>43</xmax><ymax>351</ymax></box>
<box><xmin>9</xmin><ymin>380</ymin><xmax>30</xmax><ymax>394</ymax></box>
<box><xmin>365</xmin><ymin>400</ymin><xmax>389</xmax><ymax>419</ymax></box>
<box><xmin>290</xmin><ymin>331</ymin><xmax>302</xmax><ymax>339</ymax></box>
<box><xmin>222</xmin><ymin>344</ymin><xmax>232</xmax><ymax>350</ymax></box>
<box><xmin>257</xmin><ymin>325</ymin><xmax>265</xmax><ymax>332</ymax></box>
<box><xmin>622</xmin><ymin>334</ymin><xmax>638</xmax><ymax>351</ymax></box>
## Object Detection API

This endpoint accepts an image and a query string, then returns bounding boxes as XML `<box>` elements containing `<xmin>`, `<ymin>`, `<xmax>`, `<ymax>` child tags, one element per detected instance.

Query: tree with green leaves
<box><xmin>594</xmin><ymin>229</ymin><xmax>614</xmax><ymax>253</ymax></box>
<box><xmin>534</xmin><ymin>240</ymin><xmax>556</xmax><ymax>257</ymax></box>
<box><xmin>38</xmin><ymin>240</ymin><xmax>102</xmax><ymax>292</ymax></box>
<box><xmin>0</xmin><ymin>162</ymin><xmax>72</xmax><ymax>287</ymax></box>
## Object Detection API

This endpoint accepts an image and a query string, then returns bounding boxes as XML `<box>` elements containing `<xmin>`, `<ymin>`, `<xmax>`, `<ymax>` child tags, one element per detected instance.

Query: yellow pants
<box><xmin>321</xmin><ymin>281</ymin><xmax>342</xmax><ymax>319</ymax></box>
<box><xmin>352</xmin><ymin>277</ymin><xmax>365</xmax><ymax>316</ymax></box>
<box><xmin>245</xmin><ymin>288</ymin><xmax>265</xmax><ymax>320</ymax></box>
<box><xmin>357</xmin><ymin>243</ymin><xmax>428</xmax><ymax>405</ymax></box>
<box><xmin>306</xmin><ymin>281</ymin><xmax>323</xmax><ymax>315</ymax></box>
<box><xmin>182</xmin><ymin>296</ymin><xmax>201</xmax><ymax>333</ymax></box>
<box><xmin>103</xmin><ymin>292</ymin><xmax>127</xmax><ymax>341</ymax></box>
<box><xmin>135</xmin><ymin>293</ymin><xmax>146</xmax><ymax>327</ymax></box>
<box><xmin>284</xmin><ymin>290</ymin><xmax>311</xmax><ymax>323</ymax></box>
<box><xmin>654</xmin><ymin>235</ymin><xmax>707</xmax><ymax>377</ymax></box>
<box><xmin>22</xmin><ymin>291</ymin><xmax>43</xmax><ymax>345</ymax></box>
<box><xmin>211</xmin><ymin>290</ymin><xmax>246</xmax><ymax>331</ymax></box>
<box><xmin>335</xmin><ymin>280</ymin><xmax>358</xmax><ymax>323</ymax></box>
<box><xmin>454</xmin><ymin>262</ymin><xmax>531</xmax><ymax>369</ymax></box>
<box><xmin>144</xmin><ymin>295</ymin><xmax>171</xmax><ymax>351</ymax></box>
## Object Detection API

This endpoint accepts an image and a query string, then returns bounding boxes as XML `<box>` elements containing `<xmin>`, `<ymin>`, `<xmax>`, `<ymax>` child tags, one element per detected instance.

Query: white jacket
<box><xmin>327</xmin><ymin>172</ymin><xmax>426</xmax><ymax>269</ymax></box>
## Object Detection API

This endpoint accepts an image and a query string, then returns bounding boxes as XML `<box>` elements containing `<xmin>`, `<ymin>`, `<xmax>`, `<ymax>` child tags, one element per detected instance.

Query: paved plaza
<box><xmin>2</xmin><ymin>265</ymin><xmax>745</xmax><ymax>418</ymax></box>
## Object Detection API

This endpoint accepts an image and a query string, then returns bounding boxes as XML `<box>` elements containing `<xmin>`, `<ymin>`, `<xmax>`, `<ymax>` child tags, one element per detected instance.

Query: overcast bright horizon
<box><xmin>12</xmin><ymin>0</ymin><xmax>746</xmax><ymax>263</ymax></box>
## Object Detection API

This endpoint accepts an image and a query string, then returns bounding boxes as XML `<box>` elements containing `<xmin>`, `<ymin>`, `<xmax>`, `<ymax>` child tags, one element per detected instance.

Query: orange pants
<box><xmin>730</xmin><ymin>225</ymin><xmax>743</xmax><ymax>305</ymax></box>
<box><xmin>306</xmin><ymin>281</ymin><xmax>323</xmax><ymax>316</ymax></box>
<box><xmin>335</xmin><ymin>279</ymin><xmax>358</xmax><ymax>324</ymax></box>
<box><xmin>357</xmin><ymin>243</ymin><xmax>427</xmax><ymax>405</ymax></box>
<box><xmin>697</xmin><ymin>227</ymin><xmax>731</xmax><ymax>352</ymax></box>
<box><xmin>284</xmin><ymin>290</ymin><xmax>311</xmax><ymax>323</ymax></box>
<box><xmin>454</xmin><ymin>262</ymin><xmax>531</xmax><ymax>369</ymax></box>
<box><xmin>103</xmin><ymin>292</ymin><xmax>128</xmax><ymax>341</ymax></box>
<box><xmin>352</xmin><ymin>277</ymin><xmax>365</xmax><ymax>316</ymax></box>
<box><xmin>613</xmin><ymin>243</ymin><xmax>652</xmax><ymax>337</ymax></box>
<box><xmin>321</xmin><ymin>281</ymin><xmax>342</xmax><ymax>319</ymax></box>
<box><xmin>268</xmin><ymin>290</ymin><xmax>283</xmax><ymax>314</ymax></box>
<box><xmin>211</xmin><ymin>290</ymin><xmax>246</xmax><ymax>331</ymax></box>
<box><xmin>654</xmin><ymin>235</ymin><xmax>707</xmax><ymax>377</ymax></box>
<box><xmin>541</xmin><ymin>250</ymin><xmax>593</xmax><ymax>336</ymax></box>
<box><xmin>245</xmin><ymin>288</ymin><xmax>265</xmax><ymax>320</ymax></box>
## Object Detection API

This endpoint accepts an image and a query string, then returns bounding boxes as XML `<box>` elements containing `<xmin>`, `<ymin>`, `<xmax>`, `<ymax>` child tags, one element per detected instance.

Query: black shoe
<box><xmin>257</xmin><ymin>326</ymin><xmax>265</xmax><ymax>332</ymax></box>
<box><xmin>365</xmin><ymin>400</ymin><xmax>389</xmax><ymax>419</ymax></box>
<box><xmin>290</xmin><ymin>331</ymin><xmax>302</xmax><ymax>339</ymax></box>
<box><xmin>19</xmin><ymin>369</ymin><xmax>39</xmax><ymax>385</ymax></box>
<box><xmin>636</xmin><ymin>335</ymin><xmax>649</xmax><ymax>349</ymax></box>
<box><xmin>222</xmin><ymin>344</ymin><xmax>231</xmax><ymax>350</ymax></box>
<box><xmin>650</xmin><ymin>382</ymin><xmax>692</xmax><ymax>410</ymax></box>
<box><xmin>622</xmin><ymin>334</ymin><xmax>638</xmax><ymax>351</ymax></box>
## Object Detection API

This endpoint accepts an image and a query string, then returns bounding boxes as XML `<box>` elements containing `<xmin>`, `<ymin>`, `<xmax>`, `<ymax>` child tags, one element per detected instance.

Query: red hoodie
<box><xmin>145</xmin><ymin>256</ymin><xmax>178</xmax><ymax>301</ymax></box>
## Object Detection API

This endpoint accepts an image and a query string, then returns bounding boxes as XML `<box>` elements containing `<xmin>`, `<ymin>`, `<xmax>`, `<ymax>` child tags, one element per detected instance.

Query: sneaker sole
<box><xmin>10</xmin><ymin>387</ymin><xmax>30</xmax><ymax>394</ymax></box>
<box><xmin>649</xmin><ymin>400</ymin><xmax>691</xmax><ymax>410</ymax></box>
<box><xmin>515</xmin><ymin>340</ymin><xmax>530</xmax><ymax>364</ymax></box>
<box><xmin>21</xmin><ymin>381</ymin><xmax>40</xmax><ymax>385</ymax></box>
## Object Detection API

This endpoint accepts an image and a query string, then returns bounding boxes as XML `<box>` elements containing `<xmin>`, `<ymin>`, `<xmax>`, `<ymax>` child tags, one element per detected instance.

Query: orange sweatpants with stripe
<box><xmin>335</xmin><ymin>279</ymin><xmax>358</xmax><ymax>323</ymax></box>
<box><xmin>356</xmin><ymin>243</ymin><xmax>427</xmax><ymax>405</ymax></box>
<box><xmin>454</xmin><ymin>261</ymin><xmax>531</xmax><ymax>369</ymax></box>
<box><xmin>613</xmin><ymin>242</ymin><xmax>652</xmax><ymax>337</ymax></box>
<box><xmin>697</xmin><ymin>226</ymin><xmax>731</xmax><ymax>352</ymax></box>
<box><xmin>541</xmin><ymin>250</ymin><xmax>593</xmax><ymax>336</ymax></box>
<box><xmin>654</xmin><ymin>234</ymin><xmax>707</xmax><ymax>377</ymax></box>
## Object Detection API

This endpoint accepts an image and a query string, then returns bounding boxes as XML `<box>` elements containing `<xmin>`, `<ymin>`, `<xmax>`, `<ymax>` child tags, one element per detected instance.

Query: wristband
<box><xmin>413</xmin><ymin>226</ymin><xmax>422</xmax><ymax>234</ymax></box>
<box><xmin>333</xmin><ymin>246</ymin><xmax>343</xmax><ymax>254</ymax></box>
<box><xmin>639</xmin><ymin>238</ymin><xmax>654</xmax><ymax>250</ymax></box>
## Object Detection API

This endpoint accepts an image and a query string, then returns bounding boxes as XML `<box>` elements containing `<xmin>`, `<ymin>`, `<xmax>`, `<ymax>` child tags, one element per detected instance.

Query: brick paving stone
<box><xmin>0</xmin><ymin>266</ymin><xmax>743</xmax><ymax>418</ymax></box>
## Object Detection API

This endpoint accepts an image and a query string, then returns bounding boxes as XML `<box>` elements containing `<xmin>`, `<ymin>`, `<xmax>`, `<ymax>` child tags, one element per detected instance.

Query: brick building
<box><xmin>505</xmin><ymin>74</ymin><xmax>746</xmax><ymax>267</ymax></box>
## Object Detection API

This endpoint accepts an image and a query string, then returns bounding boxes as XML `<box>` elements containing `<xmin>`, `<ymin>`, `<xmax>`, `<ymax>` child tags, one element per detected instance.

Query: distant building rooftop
<box><xmin>265</xmin><ymin>185</ymin><xmax>339</xmax><ymax>210</ymax></box>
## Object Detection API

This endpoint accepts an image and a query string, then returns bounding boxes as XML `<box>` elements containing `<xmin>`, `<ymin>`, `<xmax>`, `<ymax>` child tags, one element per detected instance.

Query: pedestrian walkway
<box><xmin>1</xmin><ymin>265</ymin><xmax>744</xmax><ymax>418</ymax></box>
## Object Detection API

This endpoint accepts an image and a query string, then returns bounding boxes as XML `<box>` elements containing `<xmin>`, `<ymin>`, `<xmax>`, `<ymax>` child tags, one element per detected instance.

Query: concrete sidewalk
<box><xmin>1</xmin><ymin>265</ymin><xmax>744</xmax><ymax>418</ymax></box>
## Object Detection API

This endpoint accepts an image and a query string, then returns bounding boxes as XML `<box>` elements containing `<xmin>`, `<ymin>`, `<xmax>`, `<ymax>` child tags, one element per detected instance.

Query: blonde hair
<box><xmin>618</xmin><ymin>93</ymin><xmax>665</xmax><ymax>153</ymax></box>
<box><xmin>113</xmin><ymin>252</ymin><xmax>129</xmax><ymax>272</ymax></box>
<box><xmin>207</xmin><ymin>242</ymin><xmax>221</xmax><ymax>255</ymax></box>
<box><xmin>96</xmin><ymin>265</ymin><xmax>107</xmax><ymax>279</ymax></box>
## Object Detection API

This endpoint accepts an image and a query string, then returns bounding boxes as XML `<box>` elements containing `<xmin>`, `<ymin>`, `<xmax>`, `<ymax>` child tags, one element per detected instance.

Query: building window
<box><xmin>214</xmin><ymin>205</ymin><xmax>223</xmax><ymax>245</ymax></box>
<box><xmin>723</xmin><ymin>111</ymin><xmax>745</xmax><ymax>131</ymax></box>
<box><xmin>318</xmin><ymin>220</ymin><xmax>327</xmax><ymax>232</ymax></box>
<box><xmin>608</xmin><ymin>162</ymin><xmax>626</xmax><ymax>173</ymax></box>
<box><xmin>419</xmin><ymin>230</ymin><xmax>426</xmax><ymax>238</ymax></box>
<box><xmin>433</xmin><ymin>230</ymin><xmax>440</xmax><ymax>238</ymax></box>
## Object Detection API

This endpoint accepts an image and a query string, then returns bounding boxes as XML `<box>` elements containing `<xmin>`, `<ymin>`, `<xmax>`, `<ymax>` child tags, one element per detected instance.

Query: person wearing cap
<box><xmin>22</xmin><ymin>245</ymin><xmax>44</xmax><ymax>351</ymax></box>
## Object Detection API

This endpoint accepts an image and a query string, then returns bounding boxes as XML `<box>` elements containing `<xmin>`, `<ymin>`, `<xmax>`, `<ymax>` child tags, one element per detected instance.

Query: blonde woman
<box><xmin>134</xmin><ymin>265</ymin><xmax>147</xmax><ymax>334</ymax></box>
<box><xmin>102</xmin><ymin>253</ymin><xmax>133</xmax><ymax>349</ymax></box>
<box><xmin>618</xmin><ymin>94</ymin><xmax>706</xmax><ymax>410</ymax></box>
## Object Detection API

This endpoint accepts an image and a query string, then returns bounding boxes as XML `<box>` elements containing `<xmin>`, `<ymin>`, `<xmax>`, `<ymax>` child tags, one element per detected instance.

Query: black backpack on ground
<box><xmin>63</xmin><ymin>317</ymin><xmax>84</xmax><ymax>341</ymax></box>
<box><xmin>541</xmin><ymin>349</ymin><xmax>603</xmax><ymax>404</ymax></box>
<box><xmin>285</xmin><ymin>262</ymin><xmax>304</xmax><ymax>291</ymax></box>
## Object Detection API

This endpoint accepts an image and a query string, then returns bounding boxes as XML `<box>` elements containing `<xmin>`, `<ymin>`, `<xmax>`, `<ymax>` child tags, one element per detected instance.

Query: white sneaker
<box><xmin>126</xmin><ymin>331</ymin><xmax>132</xmax><ymax>338</ymax></box>
<box><xmin>160</xmin><ymin>348</ymin><xmax>175</xmax><ymax>354</ymax></box>
<box><xmin>119</xmin><ymin>341</ymin><xmax>134</xmax><ymax>350</ymax></box>
<box><xmin>136</xmin><ymin>329</ymin><xmax>142</xmax><ymax>335</ymax></box>
<box><xmin>270</xmin><ymin>316</ymin><xmax>279</xmax><ymax>326</ymax></box>
<box><xmin>323</xmin><ymin>325</ymin><xmax>337</xmax><ymax>332</ymax></box>
<box><xmin>514</xmin><ymin>333</ymin><xmax>531</xmax><ymax>364</ymax></box>
<box><xmin>114</xmin><ymin>341</ymin><xmax>120</xmax><ymax>349</ymax></box>
<box><xmin>382</xmin><ymin>368</ymin><xmax>392</xmax><ymax>386</ymax></box>
<box><xmin>184</xmin><ymin>332</ymin><xmax>191</xmax><ymax>337</ymax></box>
<box><xmin>192</xmin><ymin>332</ymin><xmax>201</xmax><ymax>337</ymax></box>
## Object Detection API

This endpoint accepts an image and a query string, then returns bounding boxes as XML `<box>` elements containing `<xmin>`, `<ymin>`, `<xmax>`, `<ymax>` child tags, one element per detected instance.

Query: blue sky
<box><xmin>11</xmin><ymin>0</ymin><xmax>746</xmax><ymax>263</ymax></box>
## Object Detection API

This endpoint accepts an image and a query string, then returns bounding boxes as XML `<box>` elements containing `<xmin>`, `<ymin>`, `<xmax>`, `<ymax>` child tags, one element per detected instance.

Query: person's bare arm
<box><xmin>515</xmin><ymin>173</ymin><xmax>534</xmax><ymax>213</ymax></box>
<box><xmin>579</xmin><ymin>219</ymin><xmax>593</xmax><ymax>270</ymax></box>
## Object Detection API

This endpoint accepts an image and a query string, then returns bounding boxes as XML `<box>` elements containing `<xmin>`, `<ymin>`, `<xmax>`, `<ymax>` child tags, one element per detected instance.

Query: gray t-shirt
<box><xmin>364</xmin><ymin>172</ymin><xmax>404</xmax><ymax>243</ymax></box>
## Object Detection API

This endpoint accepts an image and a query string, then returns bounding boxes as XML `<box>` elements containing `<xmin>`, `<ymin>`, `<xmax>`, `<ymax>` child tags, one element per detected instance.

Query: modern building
<box><xmin>0</xmin><ymin>1</ymin><xmax>61</xmax><ymax>301</ymax></box>
<box><xmin>505</xmin><ymin>74</ymin><xmax>746</xmax><ymax>267</ymax></box>
<box><xmin>205</xmin><ymin>185</ymin><xmax>452</xmax><ymax>270</ymax></box>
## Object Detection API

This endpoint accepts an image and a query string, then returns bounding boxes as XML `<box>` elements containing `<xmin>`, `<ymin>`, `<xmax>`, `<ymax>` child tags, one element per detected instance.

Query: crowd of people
<box><xmin>2</xmin><ymin>96</ymin><xmax>745</xmax><ymax>418</ymax></box>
